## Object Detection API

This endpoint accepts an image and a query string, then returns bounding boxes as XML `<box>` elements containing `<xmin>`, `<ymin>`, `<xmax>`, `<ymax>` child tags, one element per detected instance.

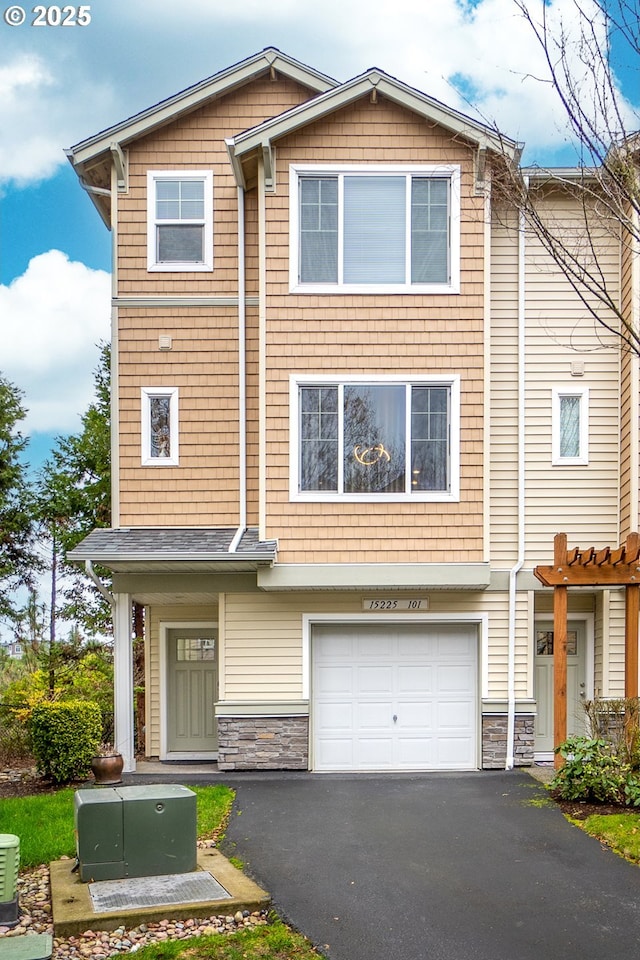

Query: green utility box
<box><xmin>74</xmin><ymin>785</ymin><xmax>197</xmax><ymax>882</ymax></box>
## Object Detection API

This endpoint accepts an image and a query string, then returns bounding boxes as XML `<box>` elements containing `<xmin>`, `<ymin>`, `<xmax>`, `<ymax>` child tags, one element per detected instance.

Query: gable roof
<box><xmin>66</xmin><ymin>47</ymin><xmax>337</xmax><ymax>224</ymax></box>
<box><xmin>227</xmin><ymin>67</ymin><xmax>520</xmax><ymax>186</ymax></box>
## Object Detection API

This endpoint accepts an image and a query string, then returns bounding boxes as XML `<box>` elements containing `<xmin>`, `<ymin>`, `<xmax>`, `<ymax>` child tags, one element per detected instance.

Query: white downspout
<box><xmin>229</xmin><ymin>184</ymin><xmax>247</xmax><ymax>553</ymax></box>
<box><xmin>506</xmin><ymin>188</ymin><xmax>527</xmax><ymax>769</ymax></box>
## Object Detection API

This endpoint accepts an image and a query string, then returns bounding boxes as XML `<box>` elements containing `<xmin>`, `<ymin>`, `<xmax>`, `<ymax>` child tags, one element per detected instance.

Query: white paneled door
<box><xmin>312</xmin><ymin>622</ymin><xmax>478</xmax><ymax>771</ymax></box>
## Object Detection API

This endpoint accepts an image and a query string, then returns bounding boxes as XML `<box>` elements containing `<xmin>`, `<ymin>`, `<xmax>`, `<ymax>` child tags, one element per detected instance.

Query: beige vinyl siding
<box><xmin>619</xmin><ymin>225</ymin><xmax>638</xmax><ymax>537</ymax></box>
<box><xmin>221</xmin><ymin>589</ymin><xmax>531</xmax><ymax>703</ymax></box>
<box><xmin>605</xmin><ymin>589</ymin><xmax>626</xmax><ymax>697</ymax></box>
<box><xmin>523</xmin><ymin>191</ymin><xmax>621</xmax><ymax>565</ymax></box>
<box><xmin>260</xmin><ymin>98</ymin><xmax>487</xmax><ymax>564</ymax></box>
<box><xmin>489</xmin><ymin>208</ymin><xmax>520</xmax><ymax>567</ymax></box>
<box><xmin>145</xmin><ymin>603</ymin><xmax>218</xmax><ymax>757</ymax></box>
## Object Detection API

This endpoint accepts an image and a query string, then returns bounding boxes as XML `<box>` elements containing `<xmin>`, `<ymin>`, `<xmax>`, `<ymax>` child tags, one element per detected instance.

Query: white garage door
<box><xmin>312</xmin><ymin>622</ymin><xmax>477</xmax><ymax>772</ymax></box>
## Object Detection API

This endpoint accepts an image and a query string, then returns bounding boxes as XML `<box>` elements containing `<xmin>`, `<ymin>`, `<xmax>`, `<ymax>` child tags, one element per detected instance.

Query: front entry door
<box><xmin>167</xmin><ymin>628</ymin><xmax>218</xmax><ymax>755</ymax></box>
<box><xmin>534</xmin><ymin>620</ymin><xmax>586</xmax><ymax>756</ymax></box>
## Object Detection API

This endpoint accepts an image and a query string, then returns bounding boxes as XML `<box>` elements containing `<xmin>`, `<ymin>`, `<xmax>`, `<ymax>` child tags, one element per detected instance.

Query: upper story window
<box><xmin>147</xmin><ymin>171</ymin><xmax>213</xmax><ymax>272</ymax></box>
<box><xmin>141</xmin><ymin>387</ymin><xmax>179</xmax><ymax>466</ymax></box>
<box><xmin>290</xmin><ymin>375</ymin><xmax>460</xmax><ymax>502</ymax></box>
<box><xmin>552</xmin><ymin>386</ymin><xmax>589</xmax><ymax>465</ymax></box>
<box><xmin>290</xmin><ymin>165</ymin><xmax>460</xmax><ymax>294</ymax></box>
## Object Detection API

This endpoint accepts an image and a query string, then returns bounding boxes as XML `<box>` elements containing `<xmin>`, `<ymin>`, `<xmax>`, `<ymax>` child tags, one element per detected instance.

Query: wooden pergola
<box><xmin>534</xmin><ymin>533</ymin><xmax>640</xmax><ymax>766</ymax></box>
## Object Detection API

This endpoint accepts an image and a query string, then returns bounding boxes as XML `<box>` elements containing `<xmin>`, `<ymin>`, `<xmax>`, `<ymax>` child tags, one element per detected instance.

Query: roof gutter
<box><xmin>506</xmin><ymin>180</ymin><xmax>528</xmax><ymax>770</ymax></box>
<box><xmin>229</xmin><ymin>183</ymin><xmax>248</xmax><ymax>553</ymax></box>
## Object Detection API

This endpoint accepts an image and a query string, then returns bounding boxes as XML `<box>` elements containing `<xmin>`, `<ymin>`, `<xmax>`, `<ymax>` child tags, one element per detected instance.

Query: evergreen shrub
<box><xmin>29</xmin><ymin>700</ymin><xmax>102</xmax><ymax>783</ymax></box>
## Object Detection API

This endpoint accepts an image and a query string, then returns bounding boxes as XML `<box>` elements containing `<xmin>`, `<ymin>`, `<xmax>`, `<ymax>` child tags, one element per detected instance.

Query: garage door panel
<box><xmin>315</xmin><ymin>700</ymin><xmax>353</xmax><ymax>731</ymax></box>
<box><xmin>316</xmin><ymin>739</ymin><xmax>353</xmax><ymax>768</ymax></box>
<box><xmin>316</xmin><ymin>665</ymin><xmax>354</xmax><ymax>694</ymax></box>
<box><xmin>359</xmin><ymin>738</ymin><xmax>394</xmax><ymax>766</ymax></box>
<box><xmin>312</xmin><ymin>623</ymin><xmax>477</xmax><ymax>772</ymax></box>
<box><xmin>437</xmin><ymin>664</ymin><xmax>475</xmax><ymax>693</ymax></box>
<box><xmin>398</xmin><ymin>701</ymin><xmax>432</xmax><ymax>727</ymax></box>
<box><xmin>398</xmin><ymin>738</ymin><xmax>435</xmax><ymax>765</ymax></box>
<box><xmin>437</xmin><ymin>699</ymin><xmax>474</xmax><ymax>728</ymax></box>
<box><xmin>358</xmin><ymin>666</ymin><xmax>394</xmax><ymax>694</ymax></box>
<box><xmin>358</xmin><ymin>701</ymin><xmax>393</xmax><ymax>728</ymax></box>
<box><xmin>397</xmin><ymin>664</ymin><xmax>433</xmax><ymax>694</ymax></box>
<box><xmin>437</xmin><ymin>737</ymin><xmax>474</xmax><ymax>766</ymax></box>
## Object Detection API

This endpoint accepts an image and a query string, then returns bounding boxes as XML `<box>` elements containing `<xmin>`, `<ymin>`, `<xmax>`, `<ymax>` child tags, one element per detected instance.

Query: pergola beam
<box><xmin>535</xmin><ymin>532</ymin><xmax>640</xmax><ymax>767</ymax></box>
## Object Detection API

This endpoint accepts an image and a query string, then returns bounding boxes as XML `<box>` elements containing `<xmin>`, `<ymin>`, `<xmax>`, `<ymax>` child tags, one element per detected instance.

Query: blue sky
<box><xmin>1</xmin><ymin>0</ymin><xmax>638</xmax><ymax>475</ymax></box>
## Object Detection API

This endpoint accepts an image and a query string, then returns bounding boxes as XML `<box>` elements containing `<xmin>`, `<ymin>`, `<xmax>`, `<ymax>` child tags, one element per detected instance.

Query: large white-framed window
<box><xmin>289</xmin><ymin>164</ymin><xmax>460</xmax><ymax>294</ymax></box>
<box><xmin>141</xmin><ymin>387</ymin><xmax>179</xmax><ymax>466</ymax></box>
<box><xmin>147</xmin><ymin>171</ymin><xmax>213</xmax><ymax>272</ymax></box>
<box><xmin>552</xmin><ymin>386</ymin><xmax>589</xmax><ymax>465</ymax></box>
<box><xmin>290</xmin><ymin>374</ymin><xmax>460</xmax><ymax>502</ymax></box>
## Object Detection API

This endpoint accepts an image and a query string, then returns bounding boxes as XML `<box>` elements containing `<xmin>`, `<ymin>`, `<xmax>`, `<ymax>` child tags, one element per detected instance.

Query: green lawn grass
<box><xmin>121</xmin><ymin>921</ymin><xmax>319</xmax><ymax>959</ymax></box>
<box><xmin>580</xmin><ymin>812</ymin><xmax>640</xmax><ymax>863</ymax></box>
<box><xmin>1</xmin><ymin>784</ymin><xmax>235</xmax><ymax>867</ymax></box>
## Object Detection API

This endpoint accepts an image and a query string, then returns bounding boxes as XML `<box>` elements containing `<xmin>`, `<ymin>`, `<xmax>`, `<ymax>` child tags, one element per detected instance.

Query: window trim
<box><xmin>289</xmin><ymin>374</ymin><xmax>460</xmax><ymax>502</ymax></box>
<box><xmin>147</xmin><ymin>170</ymin><xmax>213</xmax><ymax>272</ymax></box>
<box><xmin>141</xmin><ymin>387</ymin><xmax>180</xmax><ymax>466</ymax></box>
<box><xmin>552</xmin><ymin>386</ymin><xmax>589</xmax><ymax>465</ymax></box>
<box><xmin>289</xmin><ymin>164</ymin><xmax>461</xmax><ymax>295</ymax></box>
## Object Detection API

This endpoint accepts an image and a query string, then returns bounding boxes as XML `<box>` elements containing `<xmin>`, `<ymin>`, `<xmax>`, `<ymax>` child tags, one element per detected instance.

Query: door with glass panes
<box><xmin>167</xmin><ymin>627</ymin><xmax>218</xmax><ymax>754</ymax></box>
<box><xmin>534</xmin><ymin>621</ymin><xmax>586</xmax><ymax>756</ymax></box>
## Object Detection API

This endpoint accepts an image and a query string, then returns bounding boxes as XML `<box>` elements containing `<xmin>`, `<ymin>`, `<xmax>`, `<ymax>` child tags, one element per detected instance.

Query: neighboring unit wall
<box><xmin>523</xmin><ymin>189</ymin><xmax>621</xmax><ymax>565</ymax></box>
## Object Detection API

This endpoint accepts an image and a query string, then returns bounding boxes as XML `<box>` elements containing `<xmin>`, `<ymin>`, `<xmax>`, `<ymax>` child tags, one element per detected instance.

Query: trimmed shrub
<box><xmin>29</xmin><ymin>700</ymin><xmax>102</xmax><ymax>784</ymax></box>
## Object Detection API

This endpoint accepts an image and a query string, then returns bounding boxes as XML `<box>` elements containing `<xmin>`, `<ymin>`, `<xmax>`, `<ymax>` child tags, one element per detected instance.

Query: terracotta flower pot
<box><xmin>91</xmin><ymin>753</ymin><xmax>124</xmax><ymax>785</ymax></box>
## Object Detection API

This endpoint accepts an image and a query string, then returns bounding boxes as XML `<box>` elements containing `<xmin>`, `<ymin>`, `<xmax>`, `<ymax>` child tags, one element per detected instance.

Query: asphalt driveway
<box><xmin>221</xmin><ymin>770</ymin><xmax>640</xmax><ymax>960</ymax></box>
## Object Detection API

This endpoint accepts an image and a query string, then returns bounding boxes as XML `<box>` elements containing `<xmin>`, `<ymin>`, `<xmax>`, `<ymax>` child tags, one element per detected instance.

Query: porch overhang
<box><xmin>257</xmin><ymin>562</ymin><xmax>491</xmax><ymax>591</ymax></box>
<box><xmin>68</xmin><ymin>527</ymin><xmax>278</xmax><ymax>575</ymax></box>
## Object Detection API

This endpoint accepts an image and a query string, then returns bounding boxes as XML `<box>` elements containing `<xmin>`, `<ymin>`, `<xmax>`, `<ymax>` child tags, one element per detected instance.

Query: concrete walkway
<box><xmin>219</xmin><ymin>770</ymin><xmax>640</xmax><ymax>960</ymax></box>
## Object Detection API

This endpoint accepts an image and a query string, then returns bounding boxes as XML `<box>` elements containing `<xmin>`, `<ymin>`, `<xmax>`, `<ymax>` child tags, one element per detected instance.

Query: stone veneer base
<box><xmin>217</xmin><ymin>715</ymin><xmax>309</xmax><ymax>771</ymax></box>
<box><xmin>216</xmin><ymin>713</ymin><xmax>534</xmax><ymax>771</ymax></box>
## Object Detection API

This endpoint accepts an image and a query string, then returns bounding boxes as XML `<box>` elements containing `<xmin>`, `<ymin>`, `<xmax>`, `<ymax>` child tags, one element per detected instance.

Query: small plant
<box><xmin>93</xmin><ymin>742</ymin><xmax>120</xmax><ymax>757</ymax></box>
<box><xmin>29</xmin><ymin>700</ymin><xmax>102</xmax><ymax>783</ymax></box>
<box><xmin>583</xmin><ymin>697</ymin><xmax>640</xmax><ymax>768</ymax></box>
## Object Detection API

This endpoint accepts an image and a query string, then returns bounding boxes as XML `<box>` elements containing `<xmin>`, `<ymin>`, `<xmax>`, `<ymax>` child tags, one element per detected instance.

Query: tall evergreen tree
<box><xmin>0</xmin><ymin>374</ymin><xmax>39</xmax><ymax>621</ymax></box>
<box><xmin>38</xmin><ymin>343</ymin><xmax>112</xmax><ymax>636</ymax></box>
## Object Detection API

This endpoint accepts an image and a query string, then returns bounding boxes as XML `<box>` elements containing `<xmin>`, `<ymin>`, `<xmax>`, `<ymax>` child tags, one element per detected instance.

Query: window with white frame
<box><xmin>552</xmin><ymin>386</ymin><xmax>589</xmax><ymax>465</ymax></box>
<box><xmin>290</xmin><ymin>375</ymin><xmax>460</xmax><ymax>501</ymax></box>
<box><xmin>141</xmin><ymin>388</ymin><xmax>179</xmax><ymax>465</ymax></box>
<box><xmin>147</xmin><ymin>171</ymin><xmax>213</xmax><ymax>271</ymax></box>
<box><xmin>290</xmin><ymin>165</ymin><xmax>460</xmax><ymax>293</ymax></box>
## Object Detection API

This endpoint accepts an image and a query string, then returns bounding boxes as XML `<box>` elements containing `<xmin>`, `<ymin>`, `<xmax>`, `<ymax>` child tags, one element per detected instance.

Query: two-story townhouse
<box><xmin>66</xmin><ymin>48</ymin><xmax>637</xmax><ymax>774</ymax></box>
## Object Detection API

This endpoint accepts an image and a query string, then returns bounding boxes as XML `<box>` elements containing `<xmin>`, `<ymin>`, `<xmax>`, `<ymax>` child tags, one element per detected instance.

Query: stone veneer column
<box><xmin>482</xmin><ymin>715</ymin><xmax>534</xmax><ymax>769</ymax></box>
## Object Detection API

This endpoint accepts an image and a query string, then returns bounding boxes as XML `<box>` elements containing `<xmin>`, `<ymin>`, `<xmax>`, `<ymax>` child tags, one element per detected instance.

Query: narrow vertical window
<box><xmin>552</xmin><ymin>387</ymin><xmax>589</xmax><ymax>465</ymax></box>
<box><xmin>142</xmin><ymin>388</ymin><xmax>179</xmax><ymax>466</ymax></box>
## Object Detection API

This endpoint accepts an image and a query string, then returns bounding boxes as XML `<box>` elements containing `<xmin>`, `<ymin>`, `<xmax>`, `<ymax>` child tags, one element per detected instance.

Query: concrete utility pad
<box><xmin>51</xmin><ymin>849</ymin><xmax>269</xmax><ymax>937</ymax></box>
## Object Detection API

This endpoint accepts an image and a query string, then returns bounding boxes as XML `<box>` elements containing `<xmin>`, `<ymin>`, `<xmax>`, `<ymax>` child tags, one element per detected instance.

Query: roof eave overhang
<box><xmin>69</xmin><ymin>553</ymin><xmax>276</xmax><ymax>575</ymax></box>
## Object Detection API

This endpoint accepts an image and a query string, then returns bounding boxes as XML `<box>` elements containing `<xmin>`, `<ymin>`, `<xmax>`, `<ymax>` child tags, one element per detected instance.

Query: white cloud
<box><xmin>0</xmin><ymin>51</ymin><xmax>117</xmax><ymax>186</ymax></box>
<box><xmin>0</xmin><ymin>251</ymin><xmax>111</xmax><ymax>433</ymax></box>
